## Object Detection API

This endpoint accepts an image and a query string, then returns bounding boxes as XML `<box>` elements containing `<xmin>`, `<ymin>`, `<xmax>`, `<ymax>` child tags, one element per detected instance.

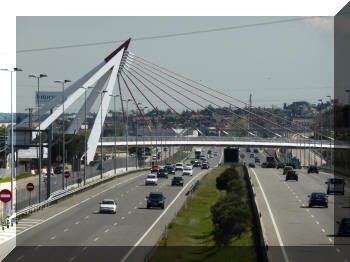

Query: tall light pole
<box><xmin>318</xmin><ymin>99</ymin><xmax>323</xmax><ymax>166</ymax></box>
<box><xmin>55</xmin><ymin>80</ymin><xmax>71</xmax><ymax>189</ymax></box>
<box><xmin>345</xmin><ymin>90</ymin><xmax>350</xmax><ymax>160</ymax></box>
<box><xmin>1</xmin><ymin>67</ymin><xmax>22</xmax><ymax>213</ymax></box>
<box><xmin>29</xmin><ymin>73</ymin><xmax>47</xmax><ymax>202</ymax></box>
<box><xmin>142</xmin><ymin>106</ymin><xmax>148</xmax><ymax>168</ymax></box>
<box><xmin>133</xmin><ymin>102</ymin><xmax>142</xmax><ymax>169</ymax></box>
<box><xmin>326</xmin><ymin>95</ymin><xmax>332</xmax><ymax>167</ymax></box>
<box><xmin>110</xmin><ymin>94</ymin><xmax>119</xmax><ymax>175</ymax></box>
<box><xmin>125</xmin><ymin>99</ymin><xmax>132</xmax><ymax>171</ymax></box>
<box><xmin>79</xmin><ymin>86</ymin><xmax>93</xmax><ymax>185</ymax></box>
<box><xmin>99</xmin><ymin>90</ymin><xmax>108</xmax><ymax>179</ymax></box>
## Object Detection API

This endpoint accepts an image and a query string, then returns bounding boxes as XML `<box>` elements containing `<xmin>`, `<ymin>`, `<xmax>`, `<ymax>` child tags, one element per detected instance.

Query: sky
<box><xmin>0</xmin><ymin>0</ymin><xmax>347</xmax><ymax>114</ymax></box>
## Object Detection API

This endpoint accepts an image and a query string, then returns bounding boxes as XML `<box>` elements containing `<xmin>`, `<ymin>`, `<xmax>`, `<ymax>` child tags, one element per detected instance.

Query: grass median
<box><xmin>149</xmin><ymin>165</ymin><xmax>257</xmax><ymax>262</ymax></box>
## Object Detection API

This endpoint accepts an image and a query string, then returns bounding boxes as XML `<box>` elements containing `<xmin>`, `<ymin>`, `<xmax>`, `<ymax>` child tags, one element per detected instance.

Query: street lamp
<box><xmin>133</xmin><ymin>102</ymin><xmax>142</xmax><ymax>169</ymax></box>
<box><xmin>125</xmin><ymin>99</ymin><xmax>132</xmax><ymax>171</ymax></box>
<box><xmin>142</xmin><ymin>106</ymin><xmax>148</xmax><ymax>167</ymax></box>
<box><xmin>54</xmin><ymin>80</ymin><xmax>71</xmax><ymax>189</ymax></box>
<box><xmin>1</xmin><ymin>67</ymin><xmax>22</xmax><ymax>214</ymax></box>
<box><xmin>99</xmin><ymin>90</ymin><xmax>108</xmax><ymax>179</ymax></box>
<box><xmin>29</xmin><ymin>73</ymin><xmax>47</xmax><ymax>203</ymax></box>
<box><xmin>345</xmin><ymin>90</ymin><xmax>350</xmax><ymax>157</ymax></box>
<box><xmin>79</xmin><ymin>86</ymin><xmax>93</xmax><ymax>185</ymax></box>
<box><xmin>110</xmin><ymin>93</ymin><xmax>119</xmax><ymax>175</ymax></box>
<box><xmin>326</xmin><ymin>95</ymin><xmax>332</xmax><ymax>167</ymax></box>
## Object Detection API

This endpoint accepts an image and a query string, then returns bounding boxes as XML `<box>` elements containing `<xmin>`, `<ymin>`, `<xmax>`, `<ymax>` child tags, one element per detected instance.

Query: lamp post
<box><xmin>142</xmin><ymin>106</ymin><xmax>148</xmax><ymax>167</ymax></box>
<box><xmin>110</xmin><ymin>94</ymin><xmax>119</xmax><ymax>175</ymax></box>
<box><xmin>1</xmin><ymin>67</ymin><xmax>22</xmax><ymax>213</ymax></box>
<box><xmin>125</xmin><ymin>99</ymin><xmax>132</xmax><ymax>171</ymax></box>
<box><xmin>99</xmin><ymin>90</ymin><xmax>108</xmax><ymax>179</ymax></box>
<box><xmin>79</xmin><ymin>86</ymin><xmax>93</xmax><ymax>185</ymax></box>
<box><xmin>318</xmin><ymin>99</ymin><xmax>323</xmax><ymax>166</ymax></box>
<box><xmin>29</xmin><ymin>73</ymin><xmax>47</xmax><ymax>202</ymax></box>
<box><xmin>54</xmin><ymin>80</ymin><xmax>71</xmax><ymax>189</ymax></box>
<box><xmin>345</xmin><ymin>90</ymin><xmax>350</xmax><ymax>160</ymax></box>
<box><xmin>326</xmin><ymin>95</ymin><xmax>332</xmax><ymax>167</ymax></box>
<box><xmin>133</xmin><ymin>102</ymin><xmax>142</xmax><ymax>169</ymax></box>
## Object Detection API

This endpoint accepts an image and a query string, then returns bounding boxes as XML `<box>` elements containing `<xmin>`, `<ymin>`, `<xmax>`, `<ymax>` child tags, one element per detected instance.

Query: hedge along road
<box><xmin>2</xmin><ymin>147</ymin><xmax>222</xmax><ymax>262</ymax></box>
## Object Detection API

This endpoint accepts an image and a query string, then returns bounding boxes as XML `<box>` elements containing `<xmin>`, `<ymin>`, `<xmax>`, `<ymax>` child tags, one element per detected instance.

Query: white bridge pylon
<box><xmin>20</xmin><ymin>38</ymin><xmax>131</xmax><ymax>164</ymax></box>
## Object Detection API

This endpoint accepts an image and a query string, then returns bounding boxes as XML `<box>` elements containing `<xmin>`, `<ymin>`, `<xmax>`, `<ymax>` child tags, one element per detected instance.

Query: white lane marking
<box><xmin>35</xmin><ymin>245</ymin><xmax>42</xmax><ymax>250</ymax></box>
<box><xmin>134</xmin><ymin>206</ymin><xmax>137</xmax><ymax>209</ymax></box>
<box><xmin>120</xmin><ymin>166</ymin><xmax>231</xmax><ymax>262</ymax></box>
<box><xmin>128</xmin><ymin>211</ymin><xmax>132</xmax><ymax>215</ymax></box>
<box><xmin>68</xmin><ymin>257</ymin><xmax>75</xmax><ymax>262</ymax></box>
<box><xmin>16</xmin><ymin>255</ymin><xmax>24</xmax><ymax>260</ymax></box>
<box><xmin>121</xmin><ymin>217</ymin><xmax>125</xmax><ymax>220</ymax></box>
<box><xmin>336</xmin><ymin>248</ymin><xmax>340</xmax><ymax>253</ymax></box>
<box><xmin>75</xmin><ymin>221</ymin><xmax>80</xmax><ymax>225</ymax></box>
<box><xmin>50</xmin><ymin>235</ymin><xmax>56</xmax><ymax>240</ymax></box>
<box><xmin>82</xmin><ymin>247</ymin><xmax>88</xmax><ymax>252</ymax></box>
<box><xmin>315</xmin><ymin>221</ymin><xmax>319</xmax><ymax>225</ymax></box>
<box><xmin>121</xmin><ymin>194</ymin><xmax>124</xmax><ymax>197</ymax></box>
<box><xmin>64</xmin><ymin>228</ymin><xmax>69</xmax><ymax>232</ymax></box>
<box><xmin>298</xmin><ymin>200</ymin><xmax>301</xmax><ymax>202</ymax></box>
<box><xmin>85</xmin><ymin>216</ymin><xmax>89</xmax><ymax>219</ymax></box>
<box><xmin>321</xmin><ymin>228</ymin><xmax>325</xmax><ymax>233</ymax></box>
<box><xmin>328</xmin><ymin>238</ymin><xmax>333</xmax><ymax>242</ymax></box>
<box><xmin>139</xmin><ymin>202</ymin><xmax>143</xmax><ymax>205</ymax></box>
<box><xmin>113</xmin><ymin>222</ymin><xmax>118</xmax><ymax>226</ymax></box>
<box><xmin>248</xmin><ymin>169</ymin><xmax>290</xmax><ymax>262</ymax></box>
<box><xmin>126</xmin><ymin>191</ymin><xmax>129</xmax><ymax>194</ymax></box>
<box><xmin>311</xmin><ymin>214</ymin><xmax>314</xmax><ymax>218</ymax></box>
<box><xmin>306</xmin><ymin>209</ymin><xmax>310</xmax><ymax>212</ymax></box>
<box><xmin>91</xmin><ymin>193</ymin><xmax>100</xmax><ymax>198</ymax></box>
<box><xmin>105</xmin><ymin>229</ymin><xmax>110</xmax><ymax>233</ymax></box>
<box><xmin>302</xmin><ymin>203</ymin><xmax>305</xmax><ymax>206</ymax></box>
<box><xmin>93</xmin><ymin>237</ymin><xmax>99</xmax><ymax>242</ymax></box>
<box><xmin>80</xmin><ymin>198</ymin><xmax>90</xmax><ymax>204</ymax></box>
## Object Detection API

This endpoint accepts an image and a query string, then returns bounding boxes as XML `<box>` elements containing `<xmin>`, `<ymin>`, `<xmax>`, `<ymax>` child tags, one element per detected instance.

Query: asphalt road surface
<box><xmin>247</xmin><ymin>148</ymin><xmax>350</xmax><ymax>262</ymax></box>
<box><xmin>2</xmin><ymin>147</ymin><xmax>222</xmax><ymax>262</ymax></box>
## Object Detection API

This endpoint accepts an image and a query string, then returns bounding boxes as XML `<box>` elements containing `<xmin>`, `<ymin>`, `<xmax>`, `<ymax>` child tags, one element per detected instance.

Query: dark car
<box><xmin>308</xmin><ymin>192</ymin><xmax>328</xmax><ymax>208</ymax></box>
<box><xmin>255</xmin><ymin>157</ymin><xmax>260</xmax><ymax>163</ymax></box>
<box><xmin>190</xmin><ymin>160</ymin><xmax>196</xmax><ymax>165</ymax></box>
<box><xmin>308</xmin><ymin>166</ymin><xmax>319</xmax><ymax>174</ymax></box>
<box><xmin>165</xmin><ymin>166</ymin><xmax>175</xmax><ymax>175</ymax></box>
<box><xmin>157</xmin><ymin>169</ymin><xmax>168</xmax><ymax>179</ymax></box>
<box><xmin>248</xmin><ymin>163</ymin><xmax>255</xmax><ymax>168</ymax></box>
<box><xmin>286</xmin><ymin>171</ymin><xmax>298</xmax><ymax>181</ymax></box>
<box><xmin>261</xmin><ymin>162</ymin><xmax>268</xmax><ymax>168</ymax></box>
<box><xmin>246</xmin><ymin>148</ymin><xmax>251</xmax><ymax>152</ymax></box>
<box><xmin>147</xmin><ymin>192</ymin><xmax>166</xmax><ymax>209</ymax></box>
<box><xmin>337</xmin><ymin>217</ymin><xmax>350</xmax><ymax>236</ymax></box>
<box><xmin>253</xmin><ymin>149</ymin><xmax>259</xmax><ymax>153</ymax></box>
<box><xmin>54</xmin><ymin>166</ymin><xmax>63</xmax><ymax>174</ymax></box>
<box><xmin>202</xmin><ymin>162</ymin><xmax>209</xmax><ymax>169</ymax></box>
<box><xmin>171</xmin><ymin>176</ymin><xmax>184</xmax><ymax>186</ymax></box>
<box><xmin>276</xmin><ymin>162</ymin><xmax>285</xmax><ymax>169</ymax></box>
<box><xmin>266</xmin><ymin>162</ymin><xmax>275</xmax><ymax>168</ymax></box>
<box><xmin>193</xmin><ymin>161</ymin><xmax>200</xmax><ymax>167</ymax></box>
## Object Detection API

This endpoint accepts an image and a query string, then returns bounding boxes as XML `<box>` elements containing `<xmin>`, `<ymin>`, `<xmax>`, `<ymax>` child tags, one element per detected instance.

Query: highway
<box><xmin>248</xmin><ymin>149</ymin><xmax>350</xmax><ymax>262</ymax></box>
<box><xmin>2</xmin><ymin>147</ymin><xmax>222</xmax><ymax>262</ymax></box>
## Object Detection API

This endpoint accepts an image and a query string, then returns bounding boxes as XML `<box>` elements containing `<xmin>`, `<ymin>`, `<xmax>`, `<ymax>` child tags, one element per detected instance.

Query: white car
<box><xmin>145</xmin><ymin>174</ymin><xmax>158</xmax><ymax>186</ymax></box>
<box><xmin>99</xmin><ymin>199</ymin><xmax>117</xmax><ymax>214</ymax></box>
<box><xmin>183</xmin><ymin>166</ymin><xmax>193</xmax><ymax>176</ymax></box>
<box><xmin>152</xmin><ymin>155</ymin><xmax>157</xmax><ymax>160</ymax></box>
<box><xmin>175</xmin><ymin>163</ymin><xmax>184</xmax><ymax>171</ymax></box>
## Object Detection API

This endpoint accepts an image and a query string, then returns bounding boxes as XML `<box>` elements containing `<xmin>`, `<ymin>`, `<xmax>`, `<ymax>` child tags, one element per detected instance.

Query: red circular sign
<box><xmin>0</xmin><ymin>189</ymin><xmax>12</xmax><ymax>203</ymax></box>
<box><xmin>26</xmin><ymin>183</ymin><xmax>34</xmax><ymax>192</ymax></box>
<box><xmin>64</xmin><ymin>171</ymin><xmax>70</xmax><ymax>179</ymax></box>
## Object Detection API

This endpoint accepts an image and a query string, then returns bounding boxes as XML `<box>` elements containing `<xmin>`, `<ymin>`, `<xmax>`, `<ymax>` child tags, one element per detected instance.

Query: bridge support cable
<box><xmin>127</xmin><ymin>59</ymin><xmax>277</xmax><ymax>137</ymax></box>
<box><xmin>120</xmin><ymin>73</ymin><xmax>151</xmax><ymax>130</ymax></box>
<box><xmin>120</xmin><ymin>68</ymin><xmax>200</xmax><ymax>134</ymax></box>
<box><xmin>121</xmin><ymin>71</ymin><xmax>177</xmax><ymax>132</ymax></box>
<box><xmin>130</xmin><ymin>53</ymin><xmax>311</xmax><ymax>139</ymax></box>
<box><xmin>123</xmin><ymin>64</ymin><xmax>228</xmax><ymax>135</ymax></box>
<box><xmin>132</xmin><ymin>54</ymin><xmax>304</xmax><ymax>137</ymax></box>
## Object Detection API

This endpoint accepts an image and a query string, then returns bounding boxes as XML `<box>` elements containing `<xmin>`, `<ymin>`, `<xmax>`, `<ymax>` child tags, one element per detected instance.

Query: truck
<box><xmin>266</xmin><ymin>156</ymin><xmax>276</xmax><ymax>168</ymax></box>
<box><xmin>195</xmin><ymin>148</ymin><xmax>202</xmax><ymax>159</ymax></box>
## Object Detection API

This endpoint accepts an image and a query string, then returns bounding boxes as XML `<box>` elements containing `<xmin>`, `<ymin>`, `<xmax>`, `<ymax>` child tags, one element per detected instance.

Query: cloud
<box><xmin>304</xmin><ymin>16</ymin><xmax>333</xmax><ymax>30</ymax></box>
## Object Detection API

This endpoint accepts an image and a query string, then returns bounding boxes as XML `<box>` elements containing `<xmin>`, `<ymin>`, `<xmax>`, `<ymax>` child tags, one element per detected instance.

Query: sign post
<box><xmin>0</xmin><ymin>189</ymin><xmax>12</xmax><ymax>220</ymax></box>
<box><xmin>26</xmin><ymin>183</ymin><xmax>34</xmax><ymax>206</ymax></box>
<box><xmin>64</xmin><ymin>171</ymin><xmax>70</xmax><ymax>188</ymax></box>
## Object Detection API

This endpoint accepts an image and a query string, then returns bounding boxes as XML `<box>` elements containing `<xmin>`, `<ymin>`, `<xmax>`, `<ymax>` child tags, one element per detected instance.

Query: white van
<box><xmin>326</xmin><ymin>178</ymin><xmax>345</xmax><ymax>195</ymax></box>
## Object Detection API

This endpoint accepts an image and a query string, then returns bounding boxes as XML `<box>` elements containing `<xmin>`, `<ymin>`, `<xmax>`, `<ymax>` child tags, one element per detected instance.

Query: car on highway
<box><xmin>54</xmin><ymin>166</ymin><xmax>63</xmax><ymax>174</ymax></box>
<box><xmin>248</xmin><ymin>163</ymin><xmax>255</xmax><ymax>168</ymax></box>
<box><xmin>246</xmin><ymin>148</ymin><xmax>251</xmax><ymax>152</ymax></box>
<box><xmin>283</xmin><ymin>165</ymin><xmax>293</xmax><ymax>175</ymax></box>
<box><xmin>307</xmin><ymin>166</ymin><xmax>319</xmax><ymax>174</ymax></box>
<box><xmin>285</xmin><ymin>170</ymin><xmax>298</xmax><ymax>181</ymax></box>
<box><xmin>183</xmin><ymin>165</ymin><xmax>193</xmax><ymax>176</ymax></box>
<box><xmin>255</xmin><ymin>157</ymin><xmax>260</xmax><ymax>163</ymax></box>
<box><xmin>202</xmin><ymin>162</ymin><xmax>209</xmax><ymax>169</ymax></box>
<box><xmin>261</xmin><ymin>162</ymin><xmax>267</xmax><ymax>168</ymax></box>
<box><xmin>99</xmin><ymin>199</ymin><xmax>117</xmax><ymax>214</ymax></box>
<box><xmin>276</xmin><ymin>162</ymin><xmax>285</xmax><ymax>169</ymax></box>
<box><xmin>200</xmin><ymin>156</ymin><xmax>206</xmax><ymax>161</ymax></box>
<box><xmin>146</xmin><ymin>192</ymin><xmax>166</xmax><ymax>209</ymax></box>
<box><xmin>151</xmin><ymin>166</ymin><xmax>160</xmax><ymax>173</ymax></box>
<box><xmin>157</xmin><ymin>168</ymin><xmax>169</xmax><ymax>179</ymax></box>
<box><xmin>145</xmin><ymin>174</ymin><xmax>158</xmax><ymax>186</ymax></box>
<box><xmin>171</xmin><ymin>176</ymin><xmax>184</xmax><ymax>186</ymax></box>
<box><xmin>308</xmin><ymin>192</ymin><xmax>328</xmax><ymax>208</ymax></box>
<box><xmin>152</xmin><ymin>155</ymin><xmax>157</xmax><ymax>160</ymax></box>
<box><xmin>193</xmin><ymin>161</ymin><xmax>200</xmax><ymax>167</ymax></box>
<box><xmin>337</xmin><ymin>217</ymin><xmax>350</xmax><ymax>236</ymax></box>
<box><xmin>165</xmin><ymin>165</ymin><xmax>175</xmax><ymax>175</ymax></box>
<box><xmin>326</xmin><ymin>178</ymin><xmax>345</xmax><ymax>195</ymax></box>
<box><xmin>165</xmin><ymin>163</ymin><xmax>173</xmax><ymax>168</ymax></box>
<box><xmin>175</xmin><ymin>163</ymin><xmax>184</xmax><ymax>171</ymax></box>
<box><xmin>250</xmin><ymin>153</ymin><xmax>254</xmax><ymax>158</ymax></box>
<box><xmin>254</xmin><ymin>149</ymin><xmax>259</xmax><ymax>153</ymax></box>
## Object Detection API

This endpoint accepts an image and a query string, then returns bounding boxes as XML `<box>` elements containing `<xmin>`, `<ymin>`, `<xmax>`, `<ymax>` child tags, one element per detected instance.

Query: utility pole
<box><xmin>248</xmin><ymin>93</ymin><xmax>252</xmax><ymax>136</ymax></box>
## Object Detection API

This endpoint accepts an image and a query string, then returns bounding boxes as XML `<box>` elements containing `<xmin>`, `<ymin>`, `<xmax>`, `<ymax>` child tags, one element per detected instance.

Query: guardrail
<box><xmin>12</xmin><ymin>167</ymin><xmax>149</xmax><ymax>219</ymax></box>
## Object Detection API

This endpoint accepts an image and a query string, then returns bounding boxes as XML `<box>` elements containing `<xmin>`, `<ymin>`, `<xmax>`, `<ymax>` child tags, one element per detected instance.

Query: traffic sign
<box><xmin>26</xmin><ymin>183</ymin><xmax>35</xmax><ymax>192</ymax></box>
<box><xmin>0</xmin><ymin>189</ymin><xmax>12</xmax><ymax>203</ymax></box>
<box><xmin>64</xmin><ymin>171</ymin><xmax>70</xmax><ymax>179</ymax></box>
